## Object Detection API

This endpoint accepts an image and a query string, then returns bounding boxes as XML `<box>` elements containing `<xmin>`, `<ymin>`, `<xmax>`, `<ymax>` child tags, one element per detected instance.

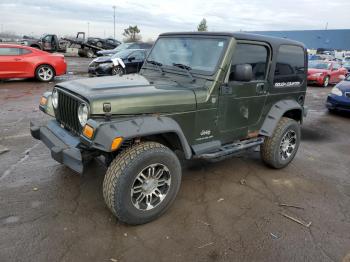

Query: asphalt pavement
<box><xmin>0</xmin><ymin>57</ymin><xmax>349</xmax><ymax>262</ymax></box>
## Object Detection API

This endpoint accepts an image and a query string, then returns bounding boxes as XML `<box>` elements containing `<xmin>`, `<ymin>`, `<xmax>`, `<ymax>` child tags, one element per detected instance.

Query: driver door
<box><xmin>218</xmin><ymin>41</ymin><xmax>270</xmax><ymax>141</ymax></box>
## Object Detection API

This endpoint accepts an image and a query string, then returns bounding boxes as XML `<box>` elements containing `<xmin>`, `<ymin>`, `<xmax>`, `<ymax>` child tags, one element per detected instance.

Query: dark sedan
<box><xmin>326</xmin><ymin>75</ymin><xmax>350</xmax><ymax>113</ymax></box>
<box><xmin>96</xmin><ymin>42</ymin><xmax>152</xmax><ymax>56</ymax></box>
<box><xmin>88</xmin><ymin>49</ymin><xmax>147</xmax><ymax>76</ymax></box>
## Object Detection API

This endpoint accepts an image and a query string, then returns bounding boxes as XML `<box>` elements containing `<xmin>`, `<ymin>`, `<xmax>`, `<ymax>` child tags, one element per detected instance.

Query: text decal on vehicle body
<box><xmin>274</xmin><ymin>81</ymin><xmax>301</xmax><ymax>88</ymax></box>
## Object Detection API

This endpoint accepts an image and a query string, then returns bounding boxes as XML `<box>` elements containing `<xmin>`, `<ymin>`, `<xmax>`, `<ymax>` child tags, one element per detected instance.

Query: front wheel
<box><xmin>261</xmin><ymin>117</ymin><xmax>300</xmax><ymax>169</ymax></box>
<box><xmin>111</xmin><ymin>66</ymin><xmax>124</xmax><ymax>76</ymax></box>
<box><xmin>103</xmin><ymin>142</ymin><xmax>182</xmax><ymax>225</ymax></box>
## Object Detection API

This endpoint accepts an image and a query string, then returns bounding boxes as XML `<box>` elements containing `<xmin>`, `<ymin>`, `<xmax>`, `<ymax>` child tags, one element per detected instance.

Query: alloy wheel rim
<box><xmin>324</xmin><ymin>77</ymin><xmax>329</xmax><ymax>87</ymax></box>
<box><xmin>112</xmin><ymin>67</ymin><xmax>123</xmax><ymax>75</ymax></box>
<box><xmin>38</xmin><ymin>67</ymin><xmax>53</xmax><ymax>81</ymax></box>
<box><xmin>279</xmin><ymin>130</ymin><xmax>297</xmax><ymax>161</ymax></box>
<box><xmin>131</xmin><ymin>163</ymin><xmax>171</xmax><ymax>211</ymax></box>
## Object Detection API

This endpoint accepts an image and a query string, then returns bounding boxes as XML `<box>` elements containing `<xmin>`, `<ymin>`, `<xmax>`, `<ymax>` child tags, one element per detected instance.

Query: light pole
<box><xmin>113</xmin><ymin>5</ymin><xmax>116</xmax><ymax>39</ymax></box>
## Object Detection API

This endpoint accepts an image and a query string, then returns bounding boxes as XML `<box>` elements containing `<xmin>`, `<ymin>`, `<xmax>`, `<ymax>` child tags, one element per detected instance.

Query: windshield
<box><xmin>113</xmin><ymin>43</ymin><xmax>132</xmax><ymax>52</ymax></box>
<box><xmin>308</xmin><ymin>61</ymin><xmax>331</xmax><ymax>70</ymax></box>
<box><xmin>146</xmin><ymin>37</ymin><xmax>227</xmax><ymax>74</ymax></box>
<box><xmin>112</xmin><ymin>49</ymin><xmax>134</xmax><ymax>59</ymax></box>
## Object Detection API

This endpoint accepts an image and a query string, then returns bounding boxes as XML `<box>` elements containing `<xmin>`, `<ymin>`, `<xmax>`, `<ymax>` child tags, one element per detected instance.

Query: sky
<box><xmin>0</xmin><ymin>0</ymin><xmax>349</xmax><ymax>41</ymax></box>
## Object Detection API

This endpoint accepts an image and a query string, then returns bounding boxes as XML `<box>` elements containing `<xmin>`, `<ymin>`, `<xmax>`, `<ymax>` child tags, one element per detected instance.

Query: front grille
<box><xmin>55</xmin><ymin>90</ymin><xmax>84</xmax><ymax>134</ymax></box>
<box><xmin>345</xmin><ymin>92</ymin><xmax>350</xmax><ymax>98</ymax></box>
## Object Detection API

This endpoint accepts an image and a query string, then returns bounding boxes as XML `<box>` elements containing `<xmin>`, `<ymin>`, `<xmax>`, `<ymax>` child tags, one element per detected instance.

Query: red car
<box><xmin>307</xmin><ymin>60</ymin><xmax>348</xmax><ymax>87</ymax></box>
<box><xmin>0</xmin><ymin>44</ymin><xmax>67</xmax><ymax>82</ymax></box>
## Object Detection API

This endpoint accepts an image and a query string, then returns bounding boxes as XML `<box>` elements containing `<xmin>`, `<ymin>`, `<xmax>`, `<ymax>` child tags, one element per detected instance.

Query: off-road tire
<box><xmin>103</xmin><ymin>142</ymin><xmax>182</xmax><ymax>225</ymax></box>
<box><xmin>261</xmin><ymin>117</ymin><xmax>300</xmax><ymax>169</ymax></box>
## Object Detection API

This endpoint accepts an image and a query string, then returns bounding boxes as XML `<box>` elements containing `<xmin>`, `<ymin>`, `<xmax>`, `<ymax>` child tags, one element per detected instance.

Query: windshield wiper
<box><xmin>172</xmin><ymin>63</ymin><xmax>195</xmax><ymax>82</ymax></box>
<box><xmin>146</xmin><ymin>60</ymin><xmax>164</xmax><ymax>75</ymax></box>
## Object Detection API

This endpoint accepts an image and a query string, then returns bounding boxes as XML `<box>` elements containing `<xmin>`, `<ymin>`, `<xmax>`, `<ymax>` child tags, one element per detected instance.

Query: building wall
<box><xmin>249</xmin><ymin>29</ymin><xmax>350</xmax><ymax>50</ymax></box>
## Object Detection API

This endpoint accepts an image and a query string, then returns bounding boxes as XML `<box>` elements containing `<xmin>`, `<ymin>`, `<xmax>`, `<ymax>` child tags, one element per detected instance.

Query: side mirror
<box><xmin>230</xmin><ymin>64</ymin><xmax>253</xmax><ymax>82</ymax></box>
<box><xmin>128</xmin><ymin>56</ymin><xmax>135</xmax><ymax>61</ymax></box>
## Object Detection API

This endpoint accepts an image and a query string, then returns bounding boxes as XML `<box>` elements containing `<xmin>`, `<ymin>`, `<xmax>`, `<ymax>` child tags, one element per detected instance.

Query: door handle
<box><xmin>14</xmin><ymin>58</ymin><xmax>22</xmax><ymax>61</ymax></box>
<box><xmin>256</xmin><ymin>83</ymin><xmax>266</xmax><ymax>94</ymax></box>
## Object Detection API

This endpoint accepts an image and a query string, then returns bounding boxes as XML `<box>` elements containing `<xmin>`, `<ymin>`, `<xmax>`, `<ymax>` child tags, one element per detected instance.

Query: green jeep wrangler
<box><xmin>31</xmin><ymin>32</ymin><xmax>307</xmax><ymax>225</ymax></box>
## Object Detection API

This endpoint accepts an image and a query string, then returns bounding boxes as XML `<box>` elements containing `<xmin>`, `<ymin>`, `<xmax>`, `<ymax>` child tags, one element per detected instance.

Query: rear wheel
<box><xmin>103</xmin><ymin>142</ymin><xmax>182</xmax><ymax>225</ymax></box>
<box><xmin>35</xmin><ymin>65</ymin><xmax>55</xmax><ymax>82</ymax></box>
<box><xmin>261</xmin><ymin>117</ymin><xmax>300</xmax><ymax>169</ymax></box>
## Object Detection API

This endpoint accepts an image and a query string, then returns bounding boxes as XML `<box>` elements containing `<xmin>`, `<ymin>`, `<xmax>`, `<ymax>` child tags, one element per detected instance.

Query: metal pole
<box><xmin>113</xmin><ymin>6</ymin><xmax>116</xmax><ymax>39</ymax></box>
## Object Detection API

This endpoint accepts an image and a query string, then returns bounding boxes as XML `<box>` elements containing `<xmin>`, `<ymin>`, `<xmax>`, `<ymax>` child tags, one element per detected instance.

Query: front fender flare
<box><xmin>259</xmin><ymin>100</ymin><xmax>304</xmax><ymax>137</ymax></box>
<box><xmin>84</xmin><ymin>116</ymin><xmax>192</xmax><ymax>159</ymax></box>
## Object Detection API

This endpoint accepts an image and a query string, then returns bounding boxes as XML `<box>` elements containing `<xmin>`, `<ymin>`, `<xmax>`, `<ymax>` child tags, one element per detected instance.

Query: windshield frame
<box><xmin>144</xmin><ymin>35</ymin><xmax>230</xmax><ymax>77</ymax></box>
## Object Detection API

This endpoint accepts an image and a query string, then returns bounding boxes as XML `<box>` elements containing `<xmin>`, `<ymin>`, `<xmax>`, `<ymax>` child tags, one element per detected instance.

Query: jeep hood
<box><xmin>56</xmin><ymin>74</ymin><xmax>196</xmax><ymax>115</ymax></box>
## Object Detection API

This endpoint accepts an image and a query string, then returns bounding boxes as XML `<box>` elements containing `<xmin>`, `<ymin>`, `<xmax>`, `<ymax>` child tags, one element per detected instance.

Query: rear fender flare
<box><xmin>259</xmin><ymin>100</ymin><xmax>304</xmax><ymax>137</ymax></box>
<box><xmin>85</xmin><ymin>116</ymin><xmax>192</xmax><ymax>159</ymax></box>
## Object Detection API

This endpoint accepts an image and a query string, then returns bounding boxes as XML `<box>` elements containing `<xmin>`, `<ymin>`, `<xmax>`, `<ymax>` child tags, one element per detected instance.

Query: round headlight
<box><xmin>78</xmin><ymin>103</ymin><xmax>89</xmax><ymax>126</ymax></box>
<box><xmin>52</xmin><ymin>89</ymin><xmax>58</xmax><ymax>109</ymax></box>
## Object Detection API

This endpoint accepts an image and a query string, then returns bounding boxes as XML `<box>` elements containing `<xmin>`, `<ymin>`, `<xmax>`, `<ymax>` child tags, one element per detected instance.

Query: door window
<box><xmin>230</xmin><ymin>43</ymin><xmax>268</xmax><ymax>81</ymax></box>
<box><xmin>274</xmin><ymin>45</ymin><xmax>305</xmax><ymax>87</ymax></box>
<box><xmin>132</xmin><ymin>51</ymin><xmax>146</xmax><ymax>60</ymax></box>
<box><xmin>332</xmin><ymin>63</ymin><xmax>340</xmax><ymax>70</ymax></box>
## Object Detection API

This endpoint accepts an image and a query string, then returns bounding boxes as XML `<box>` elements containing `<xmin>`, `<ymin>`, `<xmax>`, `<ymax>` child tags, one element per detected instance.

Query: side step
<box><xmin>196</xmin><ymin>137</ymin><xmax>264</xmax><ymax>162</ymax></box>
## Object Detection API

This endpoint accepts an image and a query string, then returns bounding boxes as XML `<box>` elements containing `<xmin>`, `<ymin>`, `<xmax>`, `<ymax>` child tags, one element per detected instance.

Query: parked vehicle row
<box><xmin>307</xmin><ymin>60</ymin><xmax>348</xmax><ymax>87</ymax></box>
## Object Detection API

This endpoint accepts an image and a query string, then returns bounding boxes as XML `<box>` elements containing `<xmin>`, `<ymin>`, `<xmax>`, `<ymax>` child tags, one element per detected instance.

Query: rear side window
<box><xmin>0</xmin><ymin>47</ymin><xmax>21</xmax><ymax>55</ymax></box>
<box><xmin>274</xmin><ymin>45</ymin><xmax>305</xmax><ymax>88</ymax></box>
<box><xmin>230</xmin><ymin>43</ymin><xmax>268</xmax><ymax>81</ymax></box>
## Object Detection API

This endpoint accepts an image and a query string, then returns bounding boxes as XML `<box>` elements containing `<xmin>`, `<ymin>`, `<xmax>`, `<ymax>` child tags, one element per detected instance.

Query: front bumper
<box><xmin>307</xmin><ymin>75</ymin><xmax>324</xmax><ymax>85</ymax></box>
<box><xmin>88</xmin><ymin>66</ymin><xmax>112</xmax><ymax>76</ymax></box>
<box><xmin>30</xmin><ymin>120</ymin><xmax>84</xmax><ymax>173</ymax></box>
<box><xmin>326</xmin><ymin>94</ymin><xmax>350</xmax><ymax>112</ymax></box>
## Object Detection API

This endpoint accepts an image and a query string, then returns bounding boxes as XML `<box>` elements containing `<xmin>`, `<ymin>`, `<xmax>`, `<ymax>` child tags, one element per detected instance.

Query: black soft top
<box><xmin>159</xmin><ymin>31</ymin><xmax>305</xmax><ymax>49</ymax></box>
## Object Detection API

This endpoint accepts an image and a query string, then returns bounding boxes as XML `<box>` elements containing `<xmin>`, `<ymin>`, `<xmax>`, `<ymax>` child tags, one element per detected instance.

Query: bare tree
<box><xmin>197</xmin><ymin>18</ymin><xmax>208</xmax><ymax>32</ymax></box>
<box><xmin>123</xmin><ymin>25</ymin><xmax>142</xmax><ymax>42</ymax></box>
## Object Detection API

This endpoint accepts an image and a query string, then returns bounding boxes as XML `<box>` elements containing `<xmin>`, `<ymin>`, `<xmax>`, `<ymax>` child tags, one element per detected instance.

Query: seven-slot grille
<box><xmin>55</xmin><ymin>89</ymin><xmax>84</xmax><ymax>134</ymax></box>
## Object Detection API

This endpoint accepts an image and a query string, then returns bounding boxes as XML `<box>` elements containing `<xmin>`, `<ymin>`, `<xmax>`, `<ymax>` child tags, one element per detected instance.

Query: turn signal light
<box><xmin>83</xmin><ymin>124</ymin><xmax>94</xmax><ymax>139</ymax></box>
<box><xmin>111</xmin><ymin>137</ymin><xmax>123</xmax><ymax>151</ymax></box>
<box><xmin>40</xmin><ymin>96</ymin><xmax>48</xmax><ymax>106</ymax></box>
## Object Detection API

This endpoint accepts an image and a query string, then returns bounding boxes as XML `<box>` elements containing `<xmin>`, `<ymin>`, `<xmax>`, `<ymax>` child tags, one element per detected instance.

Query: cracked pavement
<box><xmin>0</xmin><ymin>57</ymin><xmax>350</xmax><ymax>262</ymax></box>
